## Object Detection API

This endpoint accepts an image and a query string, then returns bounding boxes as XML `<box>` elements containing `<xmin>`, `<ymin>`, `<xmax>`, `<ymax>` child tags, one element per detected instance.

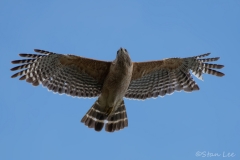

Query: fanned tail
<box><xmin>81</xmin><ymin>99</ymin><xmax>128</xmax><ymax>132</ymax></box>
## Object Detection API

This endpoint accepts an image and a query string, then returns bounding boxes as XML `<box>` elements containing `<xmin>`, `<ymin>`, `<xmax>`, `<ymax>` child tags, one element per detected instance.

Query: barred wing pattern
<box><xmin>125</xmin><ymin>53</ymin><xmax>224</xmax><ymax>100</ymax></box>
<box><xmin>11</xmin><ymin>49</ymin><xmax>111</xmax><ymax>98</ymax></box>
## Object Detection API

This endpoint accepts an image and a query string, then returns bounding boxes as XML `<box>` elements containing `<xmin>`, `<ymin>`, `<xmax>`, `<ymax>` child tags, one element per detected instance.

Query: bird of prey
<box><xmin>11</xmin><ymin>48</ymin><xmax>224</xmax><ymax>132</ymax></box>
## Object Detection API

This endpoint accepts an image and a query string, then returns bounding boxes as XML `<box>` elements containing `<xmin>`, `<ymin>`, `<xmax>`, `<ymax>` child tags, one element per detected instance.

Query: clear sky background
<box><xmin>0</xmin><ymin>0</ymin><xmax>239</xmax><ymax>160</ymax></box>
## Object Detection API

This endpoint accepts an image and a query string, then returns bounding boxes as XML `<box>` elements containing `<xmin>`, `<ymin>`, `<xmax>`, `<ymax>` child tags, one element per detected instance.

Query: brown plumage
<box><xmin>11</xmin><ymin>48</ymin><xmax>224</xmax><ymax>132</ymax></box>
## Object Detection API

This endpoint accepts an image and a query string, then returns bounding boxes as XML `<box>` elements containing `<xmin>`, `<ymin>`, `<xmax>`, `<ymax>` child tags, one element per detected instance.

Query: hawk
<box><xmin>11</xmin><ymin>48</ymin><xmax>224</xmax><ymax>132</ymax></box>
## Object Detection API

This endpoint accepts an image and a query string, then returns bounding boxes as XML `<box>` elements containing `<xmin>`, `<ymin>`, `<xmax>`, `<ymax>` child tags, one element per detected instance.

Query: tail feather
<box><xmin>105</xmin><ymin>101</ymin><xmax>128</xmax><ymax>132</ymax></box>
<box><xmin>81</xmin><ymin>100</ymin><xmax>108</xmax><ymax>132</ymax></box>
<box><xmin>81</xmin><ymin>99</ymin><xmax>128</xmax><ymax>132</ymax></box>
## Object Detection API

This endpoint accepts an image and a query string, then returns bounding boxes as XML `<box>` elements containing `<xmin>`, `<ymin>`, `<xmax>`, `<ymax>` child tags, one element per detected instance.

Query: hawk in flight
<box><xmin>11</xmin><ymin>48</ymin><xmax>224</xmax><ymax>132</ymax></box>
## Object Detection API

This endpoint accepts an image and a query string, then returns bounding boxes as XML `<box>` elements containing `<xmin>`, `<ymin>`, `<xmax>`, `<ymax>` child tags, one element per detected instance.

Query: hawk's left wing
<box><xmin>11</xmin><ymin>49</ymin><xmax>111</xmax><ymax>98</ymax></box>
<box><xmin>125</xmin><ymin>53</ymin><xmax>224</xmax><ymax>100</ymax></box>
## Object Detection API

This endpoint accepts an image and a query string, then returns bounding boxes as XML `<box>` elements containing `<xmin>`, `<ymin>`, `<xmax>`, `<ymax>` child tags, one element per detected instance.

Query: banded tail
<box><xmin>81</xmin><ymin>99</ymin><xmax>128</xmax><ymax>132</ymax></box>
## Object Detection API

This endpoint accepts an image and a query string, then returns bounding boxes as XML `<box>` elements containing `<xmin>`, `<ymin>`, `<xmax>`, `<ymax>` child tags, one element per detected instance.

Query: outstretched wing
<box><xmin>11</xmin><ymin>49</ymin><xmax>111</xmax><ymax>98</ymax></box>
<box><xmin>125</xmin><ymin>53</ymin><xmax>224</xmax><ymax>100</ymax></box>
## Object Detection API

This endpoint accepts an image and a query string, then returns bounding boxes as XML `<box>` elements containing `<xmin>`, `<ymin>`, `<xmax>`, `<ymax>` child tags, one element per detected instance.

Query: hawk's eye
<box><xmin>124</xmin><ymin>49</ymin><xmax>127</xmax><ymax>52</ymax></box>
<box><xmin>117</xmin><ymin>51</ymin><xmax>119</xmax><ymax>55</ymax></box>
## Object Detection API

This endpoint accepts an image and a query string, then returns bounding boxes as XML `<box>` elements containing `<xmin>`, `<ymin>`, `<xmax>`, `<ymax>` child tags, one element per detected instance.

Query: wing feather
<box><xmin>125</xmin><ymin>53</ymin><xmax>224</xmax><ymax>100</ymax></box>
<box><xmin>11</xmin><ymin>49</ymin><xmax>111</xmax><ymax>98</ymax></box>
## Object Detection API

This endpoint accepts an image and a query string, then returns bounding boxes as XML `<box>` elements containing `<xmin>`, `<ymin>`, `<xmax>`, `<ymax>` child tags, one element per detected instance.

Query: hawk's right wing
<box><xmin>125</xmin><ymin>53</ymin><xmax>224</xmax><ymax>100</ymax></box>
<box><xmin>11</xmin><ymin>49</ymin><xmax>111</xmax><ymax>98</ymax></box>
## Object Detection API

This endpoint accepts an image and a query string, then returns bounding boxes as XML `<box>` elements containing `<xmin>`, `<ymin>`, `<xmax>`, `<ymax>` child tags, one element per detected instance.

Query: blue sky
<box><xmin>0</xmin><ymin>0</ymin><xmax>239</xmax><ymax>159</ymax></box>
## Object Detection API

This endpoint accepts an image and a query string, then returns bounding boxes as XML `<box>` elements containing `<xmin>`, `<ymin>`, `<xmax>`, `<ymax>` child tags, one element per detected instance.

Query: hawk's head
<box><xmin>116</xmin><ymin>48</ymin><xmax>132</xmax><ymax>66</ymax></box>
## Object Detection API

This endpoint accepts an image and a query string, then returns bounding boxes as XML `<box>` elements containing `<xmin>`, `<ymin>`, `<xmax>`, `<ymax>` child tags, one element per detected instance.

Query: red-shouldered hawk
<box><xmin>11</xmin><ymin>48</ymin><xmax>224</xmax><ymax>132</ymax></box>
